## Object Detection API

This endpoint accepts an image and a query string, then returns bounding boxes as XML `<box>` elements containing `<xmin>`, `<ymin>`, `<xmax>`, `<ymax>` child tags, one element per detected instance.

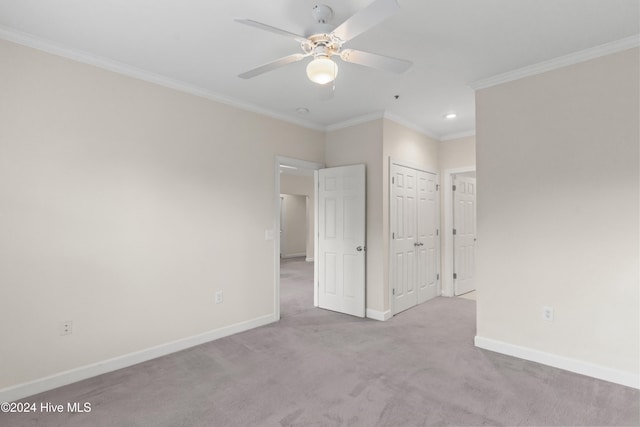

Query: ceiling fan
<box><xmin>235</xmin><ymin>0</ymin><xmax>412</xmax><ymax>85</ymax></box>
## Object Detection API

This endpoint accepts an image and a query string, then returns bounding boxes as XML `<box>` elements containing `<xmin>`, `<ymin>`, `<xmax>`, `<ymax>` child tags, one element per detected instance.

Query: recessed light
<box><xmin>296</xmin><ymin>107</ymin><xmax>310</xmax><ymax>115</ymax></box>
<box><xmin>444</xmin><ymin>112</ymin><xmax>457</xmax><ymax>119</ymax></box>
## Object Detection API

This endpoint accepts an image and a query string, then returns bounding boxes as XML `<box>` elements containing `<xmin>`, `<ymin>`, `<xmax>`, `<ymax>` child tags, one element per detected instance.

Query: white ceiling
<box><xmin>1</xmin><ymin>0</ymin><xmax>638</xmax><ymax>139</ymax></box>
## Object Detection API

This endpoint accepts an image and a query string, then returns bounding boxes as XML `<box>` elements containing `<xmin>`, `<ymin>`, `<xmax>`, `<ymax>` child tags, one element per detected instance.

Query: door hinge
<box><xmin>453</xmin><ymin>229</ymin><xmax>457</xmax><ymax>235</ymax></box>
<box><xmin>437</xmin><ymin>273</ymin><xmax>440</xmax><ymax>281</ymax></box>
<box><xmin>436</xmin><ymin>184</ymin><xmax>440</xmax><ymax>191</ymax></box>
<box><xmin>453</xmin><ymin>273</ymin><xmax>457</xmax><ymax>279</ymax></box>
<box><xmin>392</xmin><ymin>177</ymin><xmax>395</xmax><ymax>184</ymax></box>
<box><xmin>392</xmin><ymin>232</ymin><xmax>395</xmax><ymax>239</ymax></box>
<box><xmin>436</xmin><ymin>229</ymin><xmax>439</xmax><ymax>236</ymax></box>
<box><xmin>452</xmin><ymin>184</ymin><xmax>457</xmax><ymax>191</ymax></box>
<box><xmin>392</xmin><ymin>288</ymin><xmax>395</xmax><ymax>295</ymax></box>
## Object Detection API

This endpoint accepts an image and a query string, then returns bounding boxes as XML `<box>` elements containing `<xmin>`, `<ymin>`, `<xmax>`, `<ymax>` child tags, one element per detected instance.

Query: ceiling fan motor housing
<box><xmin>303</xmin><ymin>34</ymin><xmax>340</xmax><ymax>58</ymax></box>
<box><xmin>307</xmin><ymin>5</ymin><xmax>335</xmax><ymax>39</ymax></box>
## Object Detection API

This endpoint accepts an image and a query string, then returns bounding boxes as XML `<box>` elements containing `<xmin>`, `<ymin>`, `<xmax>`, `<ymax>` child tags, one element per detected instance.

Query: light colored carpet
<box><xmin>2</xmin><ymin>257</ymin><xmax>638</xmax><ymax>426</ymax></box>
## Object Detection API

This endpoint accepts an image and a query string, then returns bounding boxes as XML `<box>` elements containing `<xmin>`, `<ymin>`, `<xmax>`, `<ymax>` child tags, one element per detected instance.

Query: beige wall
<box><xmin>383</xmin><ymin>119</ymin><xmax>440</xmax><ymax>312</ymax></box>
<box><xmin>325</xmin><ymin>120</ymin><xmax>384</xmax><ymax>312</ymax></box>
<box><xmin>475</xmin><ymin>48</ymin><xmax>639</xmax><ymax>377</ymax></box>
<box><xmin>439</xmin><ymin>136</ymin><xmax>476</xmax><ymax>171</ymax></box>
<box><xmin>280</xmin><ymin>194</ymin><xmax>307</xmax><ymax>257</ymax></box>
<box><xmin>280</xmin><ymin>173</ymin><xmax>315</xmax><ymax>260</ymax></box>
<box><xmin>0</xmin><ymin>39</ymin><xmax>324</xmax><ymax>389</ymax></box>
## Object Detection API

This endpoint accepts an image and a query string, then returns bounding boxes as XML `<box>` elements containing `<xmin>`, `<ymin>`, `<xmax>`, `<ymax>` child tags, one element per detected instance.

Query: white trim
<box><xmin>325</xmin><ymin>112</ymin><xmax>384</xmax><ymax>132</ymax></box>
<box><xmin>0</xmin><ymin>25</ymin><xmax>325</xmax><ymax>132</ymax></box>
<box><xmin>278</xmin><ymin>157</ymin><xmax>325</xmax><ymax>172</ymax></box>
<box><xmin>383</xmin><ymin>113</ymin><xmax>440</xmax><ymax>141</ymax></box>
<box><xmin>389</xmin><ymin>157</ymin><xmax>439</xmax><ymax>175</ymax></box>
<box><xmin>0</xmin><ymin>313</ymin><xmax>276</xmax><ymax>403</ymax></box>
<box><xmin>281</xmin><ymin>253</ymin><xmax>306</xmax><ymax>259</ymax></box>
<box><xmin>475</xmin><ymin>336</ymin><xmax>640</xmax><ymax>389</ymax></box>
<box><xmin>470</xmin><ymin>35</ymin><xmax>640</xmax><ymax>90</ymax></box>
<box><xmin>313</xmin><ymin>170</ymin><xmax>319</xmax><ymax>308</ymax></box>
<box><xmin>440</xmin><ymin>130</ymin><xmax>476</xmax><ymax>142</ymax></box>
<box><xmin>442</xmin><ymin>166</ymin><xmax>476</xmax><ymax>297</ymax></box>
<box><xmin>305</xmin><ymin>257</ymin><xmax>314</xmax><ymax>262</ymax></box>
<box><xmin>366</xmin><ymin>308</ymin><xmax>392</xmax><ymax>321</ymax></box>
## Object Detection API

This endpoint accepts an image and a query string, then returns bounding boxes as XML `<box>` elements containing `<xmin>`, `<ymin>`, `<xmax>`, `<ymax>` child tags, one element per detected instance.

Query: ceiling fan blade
<box><xmin>331</xmin><ymin>0</ymin><xmax>400</xmax><ymax>43</ymax></box>
<box><xmin>234</xmin><ymin>18</ymin><xmax>308</xmax><ymax>43</ymax></box>
<box><xmin>340</xmin><ymin>49</ymin><xmax>412</xmax><ymax>73</ymax></box>
<box><xmin>239</xmin><ymin>54</ymin><xmax>306</xmax><ymax>79</ymax></box>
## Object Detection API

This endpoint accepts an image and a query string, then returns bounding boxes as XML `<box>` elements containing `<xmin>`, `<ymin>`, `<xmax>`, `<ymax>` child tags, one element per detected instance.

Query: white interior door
<box><xmin>391</xmin><ymin>163</ymin><xmax>440</xmax><ymax>315</ymax></box>
<box><xmin>391</xmin><ymin>164</ymin><xmax>417</xmax><ymax>314</ymax></box>
<box><xmin>453</xmin><ymin>175</ymin><xmax>476</xmax><ymax>296</ymax></box>
<box><xmin>417</xmin><ymin>172</ymin><xmax>439</xmax><ymax>303</ymax></box>
<box><xmin>317</xmin><ymin>164</ymin><xmax>366</xmax><ymax>317</ymax></box>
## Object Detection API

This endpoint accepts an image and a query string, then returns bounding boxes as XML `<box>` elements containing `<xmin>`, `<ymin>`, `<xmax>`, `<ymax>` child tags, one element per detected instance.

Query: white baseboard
<box><xmin>366</xmin><ymin>308</ymin><xmax>392</xmax><ymax>321</ymax></box>
<box><xmin>305</xmin><ymin>257</ymin><xmax>314</xmax><ymax>262</ymax></box>
<box><xmin>0</xmin><ymin>313</ymin><xmax>277</xmax><ymax>403</ymax></box>
<box><xmin>281</xmin><ymin>253</ymin><xmax>306</xmax><ymax>259</ymax></box>
<box><xmin>474</xmin><ymin>336</ymin><xmax>639</xmax><ymax>389</ymax></box>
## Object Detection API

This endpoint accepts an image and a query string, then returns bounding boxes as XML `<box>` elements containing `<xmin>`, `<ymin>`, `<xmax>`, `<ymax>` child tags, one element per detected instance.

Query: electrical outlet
<box><xmin>542</xmin><ymin>306</ymin><xmax>554</xmax><ymax>322</ymax></box>
<box><xmin>59</xmin><ymin>320</ymin><xmax>73</xmax><ymax>335</ymax></box>
<box><xmin>215</xmin><ymin>291</ymin><xmax>224</xmax><ymax>304</ymax></box>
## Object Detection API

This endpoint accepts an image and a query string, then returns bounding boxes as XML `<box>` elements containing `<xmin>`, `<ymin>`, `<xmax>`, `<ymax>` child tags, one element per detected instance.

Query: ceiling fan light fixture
<box><xmin>306</xmin><ymin>56</ymin><xmax>338</xmax><ymax>85</ymax></box>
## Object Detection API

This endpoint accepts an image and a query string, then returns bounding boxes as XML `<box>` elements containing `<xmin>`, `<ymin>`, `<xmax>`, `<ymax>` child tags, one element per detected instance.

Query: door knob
<box><xmin>356</xmin><ymin>246</ymin><xmax>365</xmax><ymax>252</ymax></box>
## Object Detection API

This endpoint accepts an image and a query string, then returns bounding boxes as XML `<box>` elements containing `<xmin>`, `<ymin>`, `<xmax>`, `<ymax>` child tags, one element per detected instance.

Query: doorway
<box><xmin>275</xmin><ymin>158</ymin><xmax>367</xmax><ymax>320</ymax></box>
<box><xmin>442</xmin><ymin>167</ymin><xmax>477</xmax><ymax>298</ymax></box>
<box><xmin>274</xmin><ymin>157</ymin><xmax>322</xmax><ymax>320</ymax></box>
<box><xmin>280</xmin><ymin>194</ymin><xmax>308</xmax><ymax>259</ymax></box>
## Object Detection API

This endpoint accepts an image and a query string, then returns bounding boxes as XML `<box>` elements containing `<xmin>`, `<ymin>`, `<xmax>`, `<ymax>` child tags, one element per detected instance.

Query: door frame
<box><xmin>442</xmin><ymin>166</ymin><xmax>476</xmax><ymax>297</ymax></box>
<box><xmin>388</xmin><ymin>158</ymin><xmax>441</xmax><ymax>316</ymax></box>
<box><xmin>274</xmin><ymin>156</ymin><xmax>324</xmax><ymax>321</ymax></box>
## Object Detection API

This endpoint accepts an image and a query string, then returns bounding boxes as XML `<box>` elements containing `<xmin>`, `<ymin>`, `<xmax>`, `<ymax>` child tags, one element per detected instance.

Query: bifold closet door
<box><xmin>391</xmin><ymin>163</ymin><xmax>439</xmax><ymax>315</ymax></box>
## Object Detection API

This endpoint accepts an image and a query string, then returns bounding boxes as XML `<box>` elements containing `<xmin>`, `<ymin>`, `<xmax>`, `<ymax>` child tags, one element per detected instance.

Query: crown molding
<box><xmin>324</xmin><ymin>112</ymin><xmax>385</xmax><ymax>132</ymax></box>
<box><xmin>383</xmin><ymin>112</ymin><xmax>441</xmax><ymax>141</ymax></box>
<box><xmin>440</xmin><ymin>130</ymin><xmax>476</xmax><ymax>142</ymax></box>
<box><xmin>0</xmin><ymin>24</ymin><xmax>479</xmax><ymax>140</ymax></box>
<box><xmin>325</xmin><ymin>112</ymin><xmax>445</xmax><ymax>142</ymax></box>
<box><xmin>0</xmin><ymin>25</ymin><xmax>326</xmax><ymax>132</ymax></box>
<box><xmin>470</xmin><ymin>35</ymin><xmax>640</xmax><ymax>90</ymax></box>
